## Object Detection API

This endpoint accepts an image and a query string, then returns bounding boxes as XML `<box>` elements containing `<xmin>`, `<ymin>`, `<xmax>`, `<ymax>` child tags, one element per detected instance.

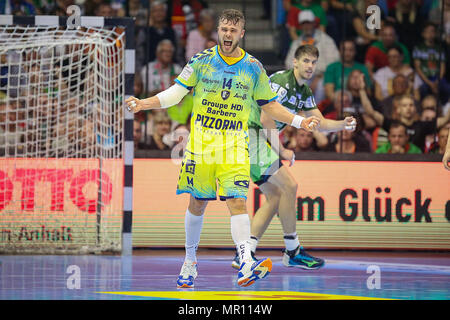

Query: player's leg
<box><xmin>176</xmin><ymin>151</ymin><xmax>216</xmax><ymax>288</ymax></box>
<box><xmin>251</xmin><ymin>182</ymin><xmax>281</xmax><ymax>240</ymax></box>
<box><xmin>226</xmin><ymin>198</ymin><xmax>272</xmax><ymax>287</ymax></box>
<box><xmin>267</xmin><ymin>166</ymin><xmax>324</xmax><ymax>270</ymax></box>
<box><xmin>177</xmin><ymin>196</ymin><xmax>208</xmax><ymax>288</ymax></box>
<box><xmin>231</xmin><ymin>181</ymin><xmax>281</xmax><ymax>269</ymax></box>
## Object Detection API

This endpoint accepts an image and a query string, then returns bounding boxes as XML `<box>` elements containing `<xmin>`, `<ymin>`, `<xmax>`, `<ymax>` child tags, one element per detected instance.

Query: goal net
<box><xmin>0</xmin><ymin>24</ymin><xmax>126</xmax><ymax>254</ymax></box>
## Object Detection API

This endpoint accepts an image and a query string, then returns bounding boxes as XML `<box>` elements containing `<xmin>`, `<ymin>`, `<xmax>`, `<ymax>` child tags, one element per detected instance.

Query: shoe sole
<box><xmin>282</xmin><ymin>260</ymin><xmax>325</xmax><ymax>270</ymax></box>
<box><xmin>237</xmin><ymin>258</ymin><xmax>272</xmax><ymax>287</ymax></box>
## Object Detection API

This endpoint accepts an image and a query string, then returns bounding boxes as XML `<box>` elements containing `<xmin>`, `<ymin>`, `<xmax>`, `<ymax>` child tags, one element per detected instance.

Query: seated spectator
<box><xmin>135</xmin><ymin>0</ymin><xmax>177</xmax><ymax>70</ymax></box>
<box><xmin>147</xmin><ymin>111</ymin><xmax>172</xmax><ymax>150</ymax></box>
<box><xmin>319</xmin><ymin>90</ymin><xmax>357</xmax><ymax>120</ymax></box>
<box><xmin>134</xmin><ymin>73</ymin><xmax>144</xmax><ymax>99</ymax></box>
<box><xmin>0</xmin><ymin>100</ymin><xmax>25</xmax><ymax>149</ymax></box>
<box><xmin>351</xmin><ymin>0</ymin><xmax>383</xmax><ymax>62</ymax></box>
<box><xmin>421</xmin><ymin>94</ymin><xmax>439</xmax><ymax>113</ymax></box>
<box><xmin>420</xmin><ymin>105</ymin><xmax>439</xmax><ymax>153</ymax></box>
<box><xmin>373</xmin><ymin>45</ymin><xmax>421</xmax><ymax>102</ymax></box>
<box><xmin>171</xmin><ymin>0</ymin><xmax>208</xmax><ymax>62</ymax></box>
<box><xmin>324</xmin><ymin>124</ymin><xmax>372</xmax><ymax>153</ymax></box>
<box><xmin>0</xmin><ymin>0</ymin><xmax>36</xmax><ymax>15</ymax></box>
<box><xmin>285</xmin><ymin>128</ymin><xmax>328</xmax><ymax>152</ymax></box>
<box><xmin>360</xmin><ymin>82</ymin><xmax>450</xmax><ymax>151</ymax></box>
<box><xmin>185</xmin><ymin>8</ymin><xmax>217</xmax><ymax>61</ymax></box>
<box><xmin>286</xmin><ymin>0</ymin><xmax>328</xmax><ymax>41</ymax></box>
<box><xmin>285</xmin><ymin>10</ymin><xmax>339</xmax><ymax>102</ymax></box>
<box><xmin>375</xmin><ymin>121</ymin><xmax>422</xmax><ymax>153</ymax></box>
<box><xmin>129</xmin><ymin>0</ymin><xmax>149</xmax><ymax>27</ymax></box>
<box><xmin>365</xmin><ymin>22</ymin><xmax>411</xmax><ymax>79</ymax></box>
<box><xmin>280</xmin><ymin>124</ymin><xmax>297</xmax><ymax>148</ymax></box>
<box><xmin>324</xmin><ymin>39</ymin><xmax>372</xmax><ymax>102</ymax></box>
<box><xmin>134</xmin><ymin>119</ymin><xmax>150</xmax><ymax>150</ymax></box>
<box><xmin>346</xmin><ymin>69</ymin><xmax>378</xmax><ymax>130</ymax></box>
<box><xmin>141</xmin><ymin>40</ymin><xmax>182</xmax><ymax>97</ymax></box>
<box><xmin>413</xmin><ymin>22</ymin><xmax>449</xmax><ymax>104</ymax></box>
<box><xmin>429</xmin><ymin>125</ymin><xmax>450</xmax><ymax>154</ymax></box>
<box><xmin>95</xmin><ymin>3</ymin><xmax>115</xmax><ymax>17</ymax></box>
<box><xmin>328</xmin><ymin>0</ymin><xmax>358</xmax><ymax>45</ymax></box>
<box><xmin>381</xmin><ymin>74</ymin><xmax>420</xmax><ymax>120</ymax></box>
<box><xmin>387</xmin><ymin>0</ymin><xmax>424</xmax><ymax>52</ymax></box>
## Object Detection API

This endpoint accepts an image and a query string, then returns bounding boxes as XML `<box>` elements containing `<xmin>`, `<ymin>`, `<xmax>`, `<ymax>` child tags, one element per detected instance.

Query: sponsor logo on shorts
<box><xmin>185</xmin><ymin>160</ymin><xmax>196</xmax><ymax>174</ymax></box>
<box><xmin>234</xmin><ymin>175</ymin><xmax>250</xmax><ymax>188</ymax></box>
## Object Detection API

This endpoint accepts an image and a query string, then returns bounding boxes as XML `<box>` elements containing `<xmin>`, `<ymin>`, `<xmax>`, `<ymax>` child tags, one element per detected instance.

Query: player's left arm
<box><xmin>261</xmin><ymin>100</ymin><xmax>320</xmax><ymax>131</ymax></box>
<box><xmin>304</xmin><ymin>108</ymin><xmax>356</xmax><ymax>132</ymax></box>
<box><xmin>260</xmin><ymin>110</ymin><xmax>295</xmax><ymax>166</ymax></box>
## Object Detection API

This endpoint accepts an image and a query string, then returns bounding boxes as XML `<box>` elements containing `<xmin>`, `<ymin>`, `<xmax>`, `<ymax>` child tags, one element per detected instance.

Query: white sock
<box><xmin>230</xmin><ymin>214</ymin><xmax>252</xmax><ymax>263</ymax></box>
<box><xmin>249</xmin><ymin>236</ymin><xmax>258</xmax><ymax>253</ymax></box>
<box><xmin>283</xmin><ymin>232</ymin><xmax>300</xmax><ymax>252</ymax></box>
<box><xmin>184</xmin><ymin>209</ymin><xmax>203</xmax><ymax>262</ymax></box>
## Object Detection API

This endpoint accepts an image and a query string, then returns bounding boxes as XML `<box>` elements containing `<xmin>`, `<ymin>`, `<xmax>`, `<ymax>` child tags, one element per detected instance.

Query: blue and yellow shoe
<box><xmin>176</xmin><ymin>260</ymin><xmax>198</xmax><ymax>288</ymax></box>
<box><xmin>231</xmin><ymin>251</ymin><xmax>258</xmax><ymax>270</ymax></box>
<box><xmin>282</xmin><ymin>246</ymin><xmax>325</xmax><ymax>270</ymax></box>
<box><xmin>237</xmin><ymin>257</ymin><xmax>272</xmax><ymax>287</ymax></box>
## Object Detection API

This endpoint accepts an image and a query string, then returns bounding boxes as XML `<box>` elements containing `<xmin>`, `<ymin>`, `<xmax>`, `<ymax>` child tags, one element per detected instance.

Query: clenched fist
<box><xmin>125</xmin><ymin>96</ymin><xmax>144</xmax><ymax>113</ymax></box>
<box><xmin>302</xmin><ymin>116</ymin><xmax>321</xmax><ymax>132</ymax></box>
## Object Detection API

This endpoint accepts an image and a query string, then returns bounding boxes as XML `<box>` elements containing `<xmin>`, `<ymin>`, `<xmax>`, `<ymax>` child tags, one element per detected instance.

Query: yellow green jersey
<box><xmin>174</xmin><ymin>45</ymin><xmax>278</xmax><ymax>155</ymax></box>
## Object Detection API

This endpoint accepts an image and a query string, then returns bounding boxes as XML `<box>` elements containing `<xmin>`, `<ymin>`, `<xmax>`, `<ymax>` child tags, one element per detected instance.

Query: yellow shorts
<box><xmin>176</xmin><ymin>148</ymin><xmax>250</xmax><ymax>201</ymax></box>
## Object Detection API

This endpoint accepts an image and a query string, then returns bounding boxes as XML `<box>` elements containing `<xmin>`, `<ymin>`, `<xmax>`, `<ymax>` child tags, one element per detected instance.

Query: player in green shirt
<box><xmin>231</xmin><ymin>44</ymin><xmax>357</xmax><ymax>270</ymax></box>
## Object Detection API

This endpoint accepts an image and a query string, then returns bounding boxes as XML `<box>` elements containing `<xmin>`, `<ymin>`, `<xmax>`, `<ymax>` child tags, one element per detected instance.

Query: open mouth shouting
<box><xmin>223</xmin><ymin>40</ymin><xmax>233</xmax><ymax>50</ymax></box>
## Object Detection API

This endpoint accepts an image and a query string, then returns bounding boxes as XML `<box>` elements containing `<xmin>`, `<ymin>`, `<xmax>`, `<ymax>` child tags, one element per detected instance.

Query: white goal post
<box><xmin>0</xmin><ymin>15</ymin><xmax>135</xmax><ymax>254</ymax></box>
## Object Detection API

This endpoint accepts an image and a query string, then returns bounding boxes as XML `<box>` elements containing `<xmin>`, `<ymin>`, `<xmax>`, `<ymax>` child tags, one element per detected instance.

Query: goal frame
<box><xmin>0</xmin><ymin>14</ymin><xmax>135</xmax><ymax>255</ymax></box>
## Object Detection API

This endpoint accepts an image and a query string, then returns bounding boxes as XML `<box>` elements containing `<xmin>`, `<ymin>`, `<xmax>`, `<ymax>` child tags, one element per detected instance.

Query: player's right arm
<box><xmin>126</xmin><ymin>56</ymin><xmax>199</xmax><ymax>113</ymax></box>
<box><xmin>125</xmin><ymin>83</ymin><xmax>189</xmax><ymax>113</ymax></box>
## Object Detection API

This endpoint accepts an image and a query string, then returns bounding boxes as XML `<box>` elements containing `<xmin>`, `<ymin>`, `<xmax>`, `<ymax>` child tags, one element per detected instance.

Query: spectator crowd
<box><xmin>1</xmin><ymin>0</ymin><xmax>449</xmax><ymax>157</ymax></box>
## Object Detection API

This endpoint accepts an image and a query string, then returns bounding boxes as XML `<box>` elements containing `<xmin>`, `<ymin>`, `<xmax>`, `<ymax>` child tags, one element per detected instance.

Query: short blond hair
<box><xmin>218</xmin><ymin>9</ymin><xmax>245</xmax><ymax>28</ymax></box>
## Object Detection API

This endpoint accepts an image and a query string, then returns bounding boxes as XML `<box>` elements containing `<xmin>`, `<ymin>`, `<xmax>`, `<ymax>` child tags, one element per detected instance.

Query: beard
<box><xmin>218</xmin><ymin>37</ymin><xmax>239</xmax><ymax>54</ymax></box>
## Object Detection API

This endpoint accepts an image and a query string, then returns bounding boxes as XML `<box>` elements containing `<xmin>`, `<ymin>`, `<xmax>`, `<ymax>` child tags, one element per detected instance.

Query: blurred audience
<box><xmin>286</xmin><ymin>0</ymin><xmax>328</xmax><ymax>41</ymax></box>
<box><xmin>141</xmin><ymin>40</ymin><xmax>182</xmax><ymax>97</ymax></box>
<box><xmin>373</xmin><ymin>45</ymin><xmax>421</xmax><ymax>102</ymax></box>
<box><xmin>185</xmin><ymin>8</ymin><xmax>217</xmax><ymax>61</ymax></box>
<box><xmin>285</xmin><ymin>128</ymin><xmax>328</xmax><ymax>152</ymax></box>
<box><xmin>413</xmin><ymin>22</ymin><xmax>450</xmax><ymax>104</ymax></box>
<box><xmin>135</xmin><ymin>0</ymin><xmax>177</xmax><ymax>70</ymax></box>
<box><xmin>375</xmin><ymin>121</ymin><xmax>422</xmax><ymax>154</ymax></box>
<box><xmin>381</xmin><ymin>74</ymin><xmax>420</xmax><ymax>120</ymax></box>
<box><xmin>364</xmin><ymin>22</ymin><xmax>410</xmax><ymax>79</ymax></box>
<box><xmin>387</xmin><ymin>0</ymin><xmax>424</xmax><ymax>53</ymax></box>
<box><xmin>147</xmin><ymin>111</ymin><xmax>172</xmax><ymax>150</ymax></box>
<box><xmin>2</xmin><ymin>0</ymin><xmax>450</xmax><ymax>158</ymax></box>
<box><xmin>285</xmin><ymin>10</ymin><xmax>339</xmax><ymax>102</ymax></box>
<box><xmin>324</xmin><ymin>39</ymin><xmax>372</xmax><ymax>102</ymax></box>
<box><xmin>429</xmin><ymin>125</ymin><xmax>450</xmax><ymax>154</ymax></box>
<box><xmin>324</xmin><ymin>125</ymin><xmax>372</xmax><ymax>153</ymax></box>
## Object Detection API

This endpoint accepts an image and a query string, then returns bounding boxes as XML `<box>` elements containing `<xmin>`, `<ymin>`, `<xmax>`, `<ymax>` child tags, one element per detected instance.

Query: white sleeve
<box><xmin>156</xmin><ymin>83</ymin><xmax>190</xmax><ymax>108</ymax></box>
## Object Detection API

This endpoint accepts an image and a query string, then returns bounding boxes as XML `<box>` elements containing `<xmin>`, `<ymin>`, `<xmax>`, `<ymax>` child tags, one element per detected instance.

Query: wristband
<box><xmin>291</xmin><ymin>115</ymin><xmax>305</xmax><ymax>129</ymax></box>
